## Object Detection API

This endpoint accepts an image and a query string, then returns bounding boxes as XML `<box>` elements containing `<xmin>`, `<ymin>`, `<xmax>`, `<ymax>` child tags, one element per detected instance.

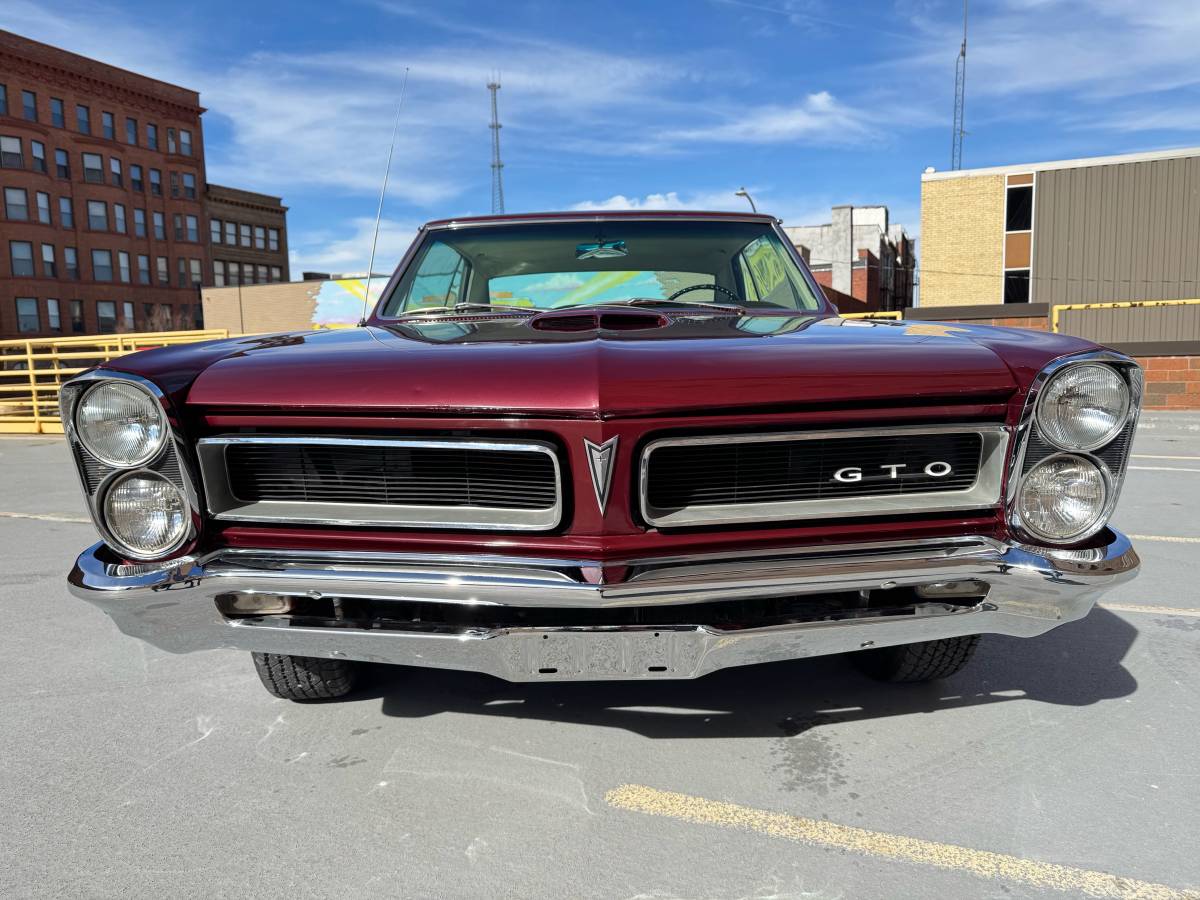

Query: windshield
<box><xmin>380</xmin><ymin>220</ymin><xmax>824</xmax><ymax>316</ymax></box>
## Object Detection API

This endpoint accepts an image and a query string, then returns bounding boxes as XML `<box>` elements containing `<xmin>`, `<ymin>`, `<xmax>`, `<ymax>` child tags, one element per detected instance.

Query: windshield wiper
<box><xmin>399</xmin><ymin>303</ymin><xmax>537</xmax><ymax>318</ymax></box>
<box><xmin>560</xmin><ymin>297</ymin><xmax>746</xmax><ymax>316</ymax></box>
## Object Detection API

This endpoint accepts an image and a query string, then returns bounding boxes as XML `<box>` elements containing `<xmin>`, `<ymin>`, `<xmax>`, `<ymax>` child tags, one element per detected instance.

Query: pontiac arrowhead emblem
<box><xmin>584</xmin><ymin>437</ymin><xmax>618</xmax><ymax>515</ymax></box>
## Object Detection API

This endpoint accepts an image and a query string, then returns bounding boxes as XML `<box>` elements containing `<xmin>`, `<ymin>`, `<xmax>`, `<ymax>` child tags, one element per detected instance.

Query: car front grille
<box><xmin>198</xmin><ymin>436</ymin><xmax>562</xmax><ymax>531</ymax></box>
<box><xmin>640</xmin><ymin>425</ymin><xmax>1010</xmax><ymax>528</ymax></box>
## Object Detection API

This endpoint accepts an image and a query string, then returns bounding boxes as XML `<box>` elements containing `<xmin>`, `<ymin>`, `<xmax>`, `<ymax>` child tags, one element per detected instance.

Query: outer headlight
<box><xmin>1017</xmin><ymin>455</ymin><xmax>1108</xmax><ymax>542</ymax></box>
<box><xmin>1036</xmin><ymin>364</ymin><xmax>1130</xmax><ymax>451</ymax></box>
<box><xmin>76</xmin><ymin>381</ymin><xmax>167</xmax><ymax>467</ymax></box>
<box><xmin>103</xmin><ymin>472</ymin><xmax>189</xmax><ymax>557</ymax></box>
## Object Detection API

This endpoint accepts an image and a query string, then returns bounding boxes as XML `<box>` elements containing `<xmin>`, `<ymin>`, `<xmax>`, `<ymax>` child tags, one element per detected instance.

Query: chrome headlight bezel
<box><xmin>75</xmin><ymin>380</ymin><xmax>169</xmax><ymax>468</ymax></box>
<box><xmin>100</xmin><ymin>469</ymin><xmax>191</xmax><ymax>559</ymax></box>
<box><xmin>1034</xmin><ymin>363</ymin><xmax>1131</xmax><ymax>452</ymax></box>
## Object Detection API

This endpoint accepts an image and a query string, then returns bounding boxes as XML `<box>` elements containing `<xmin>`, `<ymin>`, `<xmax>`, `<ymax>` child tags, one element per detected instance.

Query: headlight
<box><xmin>1017</xmin><ymin>455</ymin><xmax>1108</xmax><ymax>542</ymax></box>
<box><xmin>76</xmin><ymin>382</ymin><xmax>167</xmax><ymax>467</ymax></box>
<box><xmin>103</xmin><ymin>472</ymin><xmax>188</xmax><ymax>557</ymax></box>
<box><xmin>1036</xmin><ymin>364</ymin><xmax>1129</xmax><ymax>450</ymax></box>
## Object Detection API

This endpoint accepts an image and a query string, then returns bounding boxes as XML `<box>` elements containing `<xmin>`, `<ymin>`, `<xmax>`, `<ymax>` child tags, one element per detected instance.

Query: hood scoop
<box><xmin>530</xmin><ymin>308</ymin><xmax>669</xmax><ymax>333</ymax></box>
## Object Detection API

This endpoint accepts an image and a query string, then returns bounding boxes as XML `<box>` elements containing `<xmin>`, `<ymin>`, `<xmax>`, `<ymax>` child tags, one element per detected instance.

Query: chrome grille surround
<box><xmin>639</xmin><ymin>424</ymin><xmax>1011</xmax><ymax>529</ymax></box>
<box><xmin>198</xmin><ymin>435</ymin><xmax>564</xmax><ymax>531</ymax></box>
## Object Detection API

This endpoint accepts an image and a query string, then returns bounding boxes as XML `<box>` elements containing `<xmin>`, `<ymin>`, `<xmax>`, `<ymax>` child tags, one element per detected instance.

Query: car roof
<box><xmin>422</xmin><ymin>210</ymin><xmax>780</xmax><ymax>229</ymax></box>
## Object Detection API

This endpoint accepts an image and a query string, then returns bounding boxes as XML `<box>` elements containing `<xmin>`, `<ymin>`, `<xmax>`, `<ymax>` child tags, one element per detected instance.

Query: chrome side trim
<box><xmin>68</xmin><ymin>530</ymin><xmax>1140</xmax><ymax>681</ymax></box>
<box><xmin>639</xmin><ymin>424</ymin><xmax>1010</xmax><ymax>528</ymax></box>
<box><xmin>59</xmin><ymin>370</ymin><xmax>202</xmax><ymax>560</ymax></box>
<box><xmin>197</xmin><ymin>435</ymin><xmax>564</xmax><ymax>532</ymax></box>
<box><xmin>1006</xmin><ymin>350</ymin><xmax>1143</xmax><ymax>545</ymax></box>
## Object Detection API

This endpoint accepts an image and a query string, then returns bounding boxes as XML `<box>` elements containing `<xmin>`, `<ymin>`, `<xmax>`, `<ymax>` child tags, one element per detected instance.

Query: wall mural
<box><xmin>311</xmin><ymin>278</ymin><xmax>391</xmax><ymax>327</ymax></box>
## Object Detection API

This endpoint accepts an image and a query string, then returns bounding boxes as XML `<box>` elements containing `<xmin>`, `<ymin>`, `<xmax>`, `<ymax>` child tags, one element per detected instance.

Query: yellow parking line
<box><xmin>1129</xmin><ymin>534</ymin><xmax>1200</xmax><ymax>544</ymax></box>
<box><xmin>606</xmin><ymin>785</ymin><xmax>1199</xmax><ymax>899</ymax></box>
<box><xmin>1100</xmin><ymin>603</ymin><xmax>1200</xmax><ymax>618</ymax></box>
<box><xmin>1128</xmin><ymin>465</ymin><xmax>1200</xmax><ymax>473</ymax></box>
<box><xmin>1133</xmin><ymin>455</ymin><xmax>1200</xmax><ymax>461</ymax></box>
<box><xmin>0</xmin><ymin>511</ymin><xmax>90</xmax><ymax>524</ymax></box>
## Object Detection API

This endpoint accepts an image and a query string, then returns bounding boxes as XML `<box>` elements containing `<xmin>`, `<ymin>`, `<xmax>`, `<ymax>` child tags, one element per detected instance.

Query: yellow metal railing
<box><xmin>1051</xmin><ymin>298</ymin><xmax>1200</xmax><ymax>333</ymax></box>
<box><xmin>0</xmin><ymin>330</ymin><xmax>228</xmax><ymax>434</ymax></box>
<box><xmin>840</xmin><ymin>311</ymin><xmax>903</xmax><ymax>320</ymax></box>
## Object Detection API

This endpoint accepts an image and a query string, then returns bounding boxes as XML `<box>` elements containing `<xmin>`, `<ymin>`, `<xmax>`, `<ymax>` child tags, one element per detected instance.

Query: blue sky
<box><xmin>5</xmin><ymin>0</ymin><xmax>1200</xmax><ymax>276</ymax></box>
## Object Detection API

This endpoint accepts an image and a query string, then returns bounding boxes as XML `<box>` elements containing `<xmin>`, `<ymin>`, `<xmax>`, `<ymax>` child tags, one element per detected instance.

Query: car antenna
<box><xmin>359</xmin><ymin>66</ymin><xmax>410</xmax><ymax>327</ymax></box>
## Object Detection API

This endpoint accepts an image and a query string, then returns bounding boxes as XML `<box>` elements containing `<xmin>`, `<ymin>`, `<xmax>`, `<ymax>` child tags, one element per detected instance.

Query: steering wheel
<box><xmin>666</xmin><ymin>283</ymin><xmax>742</xmax><ymax>304</ymax></box>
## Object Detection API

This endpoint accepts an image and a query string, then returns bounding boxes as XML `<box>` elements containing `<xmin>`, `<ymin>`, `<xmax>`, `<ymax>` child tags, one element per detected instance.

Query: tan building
<box><xmin>202</xmin><ymin>276</ymin><xmax>386</xmax><ymax>334</ymax></box>
<box><xmin>920</xmin><ymin>146</ymin><xmax>1200</xmax><ymax>309</ymax></box>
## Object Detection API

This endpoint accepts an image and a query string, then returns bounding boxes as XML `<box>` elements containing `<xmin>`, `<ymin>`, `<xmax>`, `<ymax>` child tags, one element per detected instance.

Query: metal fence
<box><xmin>0</xmin><ymin>330</ymin><xmax>228</xmax><ymax>434</ymax></box>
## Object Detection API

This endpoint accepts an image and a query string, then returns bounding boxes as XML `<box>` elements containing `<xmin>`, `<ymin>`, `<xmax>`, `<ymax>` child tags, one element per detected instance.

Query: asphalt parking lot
<box><xmin>2</xmin><ymin>416</ymin><xmax>1198</xmax><ymax>899</ymax></box>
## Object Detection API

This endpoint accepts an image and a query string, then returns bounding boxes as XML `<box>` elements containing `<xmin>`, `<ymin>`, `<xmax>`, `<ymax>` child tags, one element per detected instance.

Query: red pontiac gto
<box><xmin>64</xmin><ymin>211</ymin><xmax>1141</xmax><ymax>701</ymax></box>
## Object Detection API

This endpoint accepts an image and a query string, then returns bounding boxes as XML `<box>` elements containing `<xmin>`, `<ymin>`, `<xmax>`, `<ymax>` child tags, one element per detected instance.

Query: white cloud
<box><xmin>289</xmin><ymin>217</ymin><xmax>419</xmax><ymax>276</ymax></box>
<box><xmin>523</xmin><ymin>273</ymin><xmax>585</xmax><ymax>292</ymax></box>
<box><xmin>572</xmin><ymin>189</ymin><xmax>756</xmax><ymax>211</ymax></box>
<box><xmin>661</xmin><ymin>91</ymin><xmax>875</xmax><ymax>145</ymax></box>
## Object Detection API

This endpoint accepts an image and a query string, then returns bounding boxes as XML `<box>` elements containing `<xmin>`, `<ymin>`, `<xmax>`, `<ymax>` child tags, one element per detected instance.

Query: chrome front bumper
<box><xmin>68</xmin><ymin>532</ymin><xmax>1139</xmax><ymax>682</ymax></box>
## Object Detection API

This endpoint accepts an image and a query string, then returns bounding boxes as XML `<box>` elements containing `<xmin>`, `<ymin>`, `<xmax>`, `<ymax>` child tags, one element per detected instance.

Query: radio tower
<box><xmin>950</xmin><ymin>0</ymin><xmax>968</xmax><ymax>170</ymax></box>
<box><xmin>487</xmin><ymin>76</ymin><xmax>505</xmax><ymax>214</ymax></box>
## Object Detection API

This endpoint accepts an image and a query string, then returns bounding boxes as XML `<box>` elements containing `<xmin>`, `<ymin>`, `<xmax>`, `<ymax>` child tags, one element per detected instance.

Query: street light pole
<box><xmin>734</xmin><ymin>187</ymin><xmax>757</xmax><ymax>212</ymax></box>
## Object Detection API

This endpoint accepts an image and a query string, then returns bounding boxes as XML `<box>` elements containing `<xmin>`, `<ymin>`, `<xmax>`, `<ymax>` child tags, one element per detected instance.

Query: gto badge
<box><xmin>833</xmin><ymin>462</ymin><xmax>953</xmax><ymax>483</ymax></box>
<box><xmin>584</xmin><ymin>437</ymin><xmax>619</xmax><ymax>514</ymax></box>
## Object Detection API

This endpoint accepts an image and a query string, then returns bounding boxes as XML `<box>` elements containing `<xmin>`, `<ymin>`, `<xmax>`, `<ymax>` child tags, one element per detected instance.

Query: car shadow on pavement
<box><xmin>370</xmin><ymin>607</ymin><xmax>1138</xmax><ymax>739</ymax></box>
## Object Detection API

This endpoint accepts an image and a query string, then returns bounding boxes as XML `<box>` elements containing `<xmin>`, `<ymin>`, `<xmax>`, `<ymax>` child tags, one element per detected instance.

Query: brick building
<box><xmin>783</xmin><ymin>206</ymin><xmax>914</xmax><ymax>313</ymax></box>
<box><xmin>205</xmin><ymin>183</ymin><xmax>289</xmax><ymax>288</ymax></box>
<box><xmin>0</xmin><ymin>30</ymin><xmax>290</xmax><ymax>340</ymax></box>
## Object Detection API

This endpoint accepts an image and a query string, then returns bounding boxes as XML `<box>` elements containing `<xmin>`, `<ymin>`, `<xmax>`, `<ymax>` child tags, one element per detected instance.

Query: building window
<box><xmin>50</xmin><ymin>97</ymin><xmax>64</xmax><ymax>128</ymax></box>
<box><xmin>123</xmin><ymin>301</ymin><xmax>135</xmax><ymax>329</ymax></box>
<box><xmin>243</xmin><ymin>263</ymin><xmax>255</xmax><ymax>284</ymax></box>
<box><xmin>270</xmin><ymin>266</ymin><xmax>282</xmax><ymax>282</ymax></box>
<box><xmin>22</xmin><ymin>90</ymin><xmax>37</xmax><ymax>122</ymax></box>
<box><xmin>55</xmin><ymin>148</ymin><xmax>70</xmax><ymax>178</ymax></box>
<box><xmin>226</xmin><ymin>260</ymin><xmax>239</xmax><ymax>286</ymax></box>
<box><xmin>253</xmin><ymin>225</ymin><xmax>266</xmax><ymax>249</ymax></box>
<box><xmin>182</xmin><ymin>173</ymin><xmax>196</xmax><ymax>199</ymax></box>
<box><xmin>41</xmin><ymin>243</ymin><xmax>56</xmax><ymax>277</ymax></box>
<box><xmin>10</xmin><ymin>241</ymin><xmax>35</xmax><ymax>277</ymax></box>
<box><xmin>167</xmin><ymin>128</ymin><xmax>177</xmax><ymax>154</ymax></box>
<box><xmin>170</xmin><ymin>172</ymin><xmax>179</xmax><ymax>198</ymax></box>
<box><xmin>70</xmin><ymin>299</ymin><xmax>84</xmax><ymax>332</ymax></box>
<box><xmin>173</xmin><ymin>213</ymin><xmax>183</xmax><ymax>239</ymax></box>
<box><xmin>46</xmin><ymin>298</ymin><xmax>62</xmax><ymax>332</ymax></box>
<box><xmin>76</xmin><ymin>104</ymin><xmax>90</xmax><ymax>135</ymax></box>
<box><xmin>102</xmin><ymin>111</ymin><xmax>115</xmax><ymax>140</ymax></box>
<box><xmin>190</xmin><ymin>258</ymin><xmax>202</xmax><ymax>286</ymax></box>
<box><xmin>146</xmin><ymin>123</ymin><xmax>158</xmax><ymax>150</ymax></box>
<box><xmin>125</xmin><ymin>117</ymin><xmax>138</xmax><ymax>145</ymax></box>
<box><xmin>137</xmin><ymin>254</ymin><xmax>151</xmax><ymax>284</ymax></box>
<box><xmin>180</xmin><ymin>129</ymin><xmax>193</xmax><ymax>156</ymax></box>
<box><xmin>0</xmin><ymin>135</ymin><xmax>23</xmax><ymax>168</ymax></box>
<box><xmin>211</xmin><ymin>218</ymin><xmax>221</xmax><ymax>243</ymax></box>
<box><xmin>133</xmin><ymin>208</ymin><xmax>146</xmax><ymax>237</ymax></box>
<box><xmin>213</xmin><ymin>260</ymin><xmax>225</xmax><ymax>287</ymax></box>
<box><xmin>156</xmin><ymin>256</ymin><xmax>168</xmax><ymax>284</ymax></box>
<box><xmin>268</xmin><ymin>228</ymin><xmax>280</xmax><ymax>252</ymax></box>
<box><xmin>240</xmin><ymin>223</ymin><xmax>252</xmax><ymax>247</ymax></box>
<box><xmin>149</xmin><ymin>168</ymin><xmax>162</xmax><ymax>196</ymax></box>
<box><xmin>64</xmin><ymin>247</ymin><xmax>79</xmax><ymax>280</ymax></box>
<box><xmin>0</xmin><ymin>85</ymin><xmax>8</xmax><ymax>116</ymax></box>
<box><xmin>87</xmin><ymin>200</ymin><xmax>108</xmax><ymax>231</ymax></box>
<box><xmin>225</xmin><ymin>221</ymin><xmax>236</xmax><ymax>244</ymax></box>
<box><xmin>91</xmin><ymin>249</ymin><xmax>113</xmax><ymax>281</ymax></box>
<box><xmin>185</xmin><ymin>214</ymin><xmax>199</xmax><ymax>242</ymax></box>
<box><xmin>97</xmin><ymin>300</ymin><xmax>116</xmax><ymax>333</ymax></box>
<box><xmin>1004</xmin><ymin>269</ymin><xmax>1031</xmax><ymax>304</ymax></box>
<box><xmin>130</xmin><ymin>164</ymin><xmax>143</xmax><ymax>192</ymax></box>
<box><xmin>4</xmin><ymin>187</ymin><xmax>28</xmax><ymax>220</ymax></box>
<box><xmin>253</xmin><ymin>264</ymin><xmax>264</xmax><ymax>283</ymax></box>
<box><xmin>36</xmin><ymin>191</ymin><xmax>51</xmax><ymax>225</ymax></box>
<box><xmin>16</xmin><ymin>297</ymin><xmax>39</xmax><ymax>333</ymax></box>
<box><xmin>82</xmin><ymin>152</ymin><xmax>103</xmax><ymax>183</ymax></box>
<box><xmin>177</xmin><ymin>257</ymin><xmax>187</xmax><ymax>287</ymax></box>
<box><xmin>153</xmin><ymin>211</ymin><xmax>165</xmax><ymax>240</ymax></box>
<box><xmin>114</xmin><ymin>204</ymin><xmax>127</xmax><ymax>234</ymax></box>
<box><xmin>118</xmin><ymin>250</ymin><xmax>131</xmax><ymax>283</ymax></box>
<box><xmin>1005</xmin><ymin>185</ymin><xmax>1033</xmax><ymax>232</ymax></box>
<box><xmin>30</xmin><ymin>140</ymin><xmax>46</xmax><ymax>173</ymax></box>
<box><xmin>110</xmin><ymin>157</ymin><xmax>123</xmax><ymax>187</ymax></box>
<box><xmin>59</xmin><ymin>197</ymin><xmax>73</xmax><ymax>228</ymax></box>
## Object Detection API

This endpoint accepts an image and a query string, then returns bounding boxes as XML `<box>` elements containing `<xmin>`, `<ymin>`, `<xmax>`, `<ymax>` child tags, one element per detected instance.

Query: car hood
<box><xmin>143</xmin><ymin>312</ymin><xmax>1090</xmax><ymax>418</ymax></box>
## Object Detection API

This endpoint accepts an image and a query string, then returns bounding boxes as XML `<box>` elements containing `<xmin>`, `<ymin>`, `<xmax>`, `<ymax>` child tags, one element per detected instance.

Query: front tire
<box><xmin>252</xmin><ymin>652</ymin><xmax>360</xmax><ymax>701</ymax></box>
<box><xmin>854</xmin><ymin>635</ymin><xmax>981</xmax><ymax>683</ymax></box>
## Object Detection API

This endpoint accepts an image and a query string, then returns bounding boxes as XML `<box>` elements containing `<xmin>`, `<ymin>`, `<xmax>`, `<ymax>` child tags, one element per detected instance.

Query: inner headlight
<box><xmin>1017</xmin><ymin>455</ymin><xmax>1108</xmax><ymax>542</ymax></box>
<box><xmin>103</xmin><ymin>472</ymin><xmax>188</xmax><ymax>557</ymax></box>
<box><xmin>76</xmin><ymin>381</ymin><xmax>167</xmax><ymax>467</ymax></box>
<box><xmin>1036</xmin><ymin>364</ymin><xmax>1129</xmax><ymax>450</ymax></box>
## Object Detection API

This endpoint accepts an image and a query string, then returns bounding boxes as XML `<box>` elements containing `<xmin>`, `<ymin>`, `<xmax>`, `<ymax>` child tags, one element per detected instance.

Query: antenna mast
<box><xmin>487</xmin><ymin>75</ymin><xmax>505</xmax><ymax>214</ymax></box>
<box><xmin>951</xmin><ymin>0</ymin><xmax>968</xmax><ymax>170</ymax></box>
<box><xmin>359</xmin><ymin>67</ymin><xmax>410</xmax><ymax>326</ymax></box>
